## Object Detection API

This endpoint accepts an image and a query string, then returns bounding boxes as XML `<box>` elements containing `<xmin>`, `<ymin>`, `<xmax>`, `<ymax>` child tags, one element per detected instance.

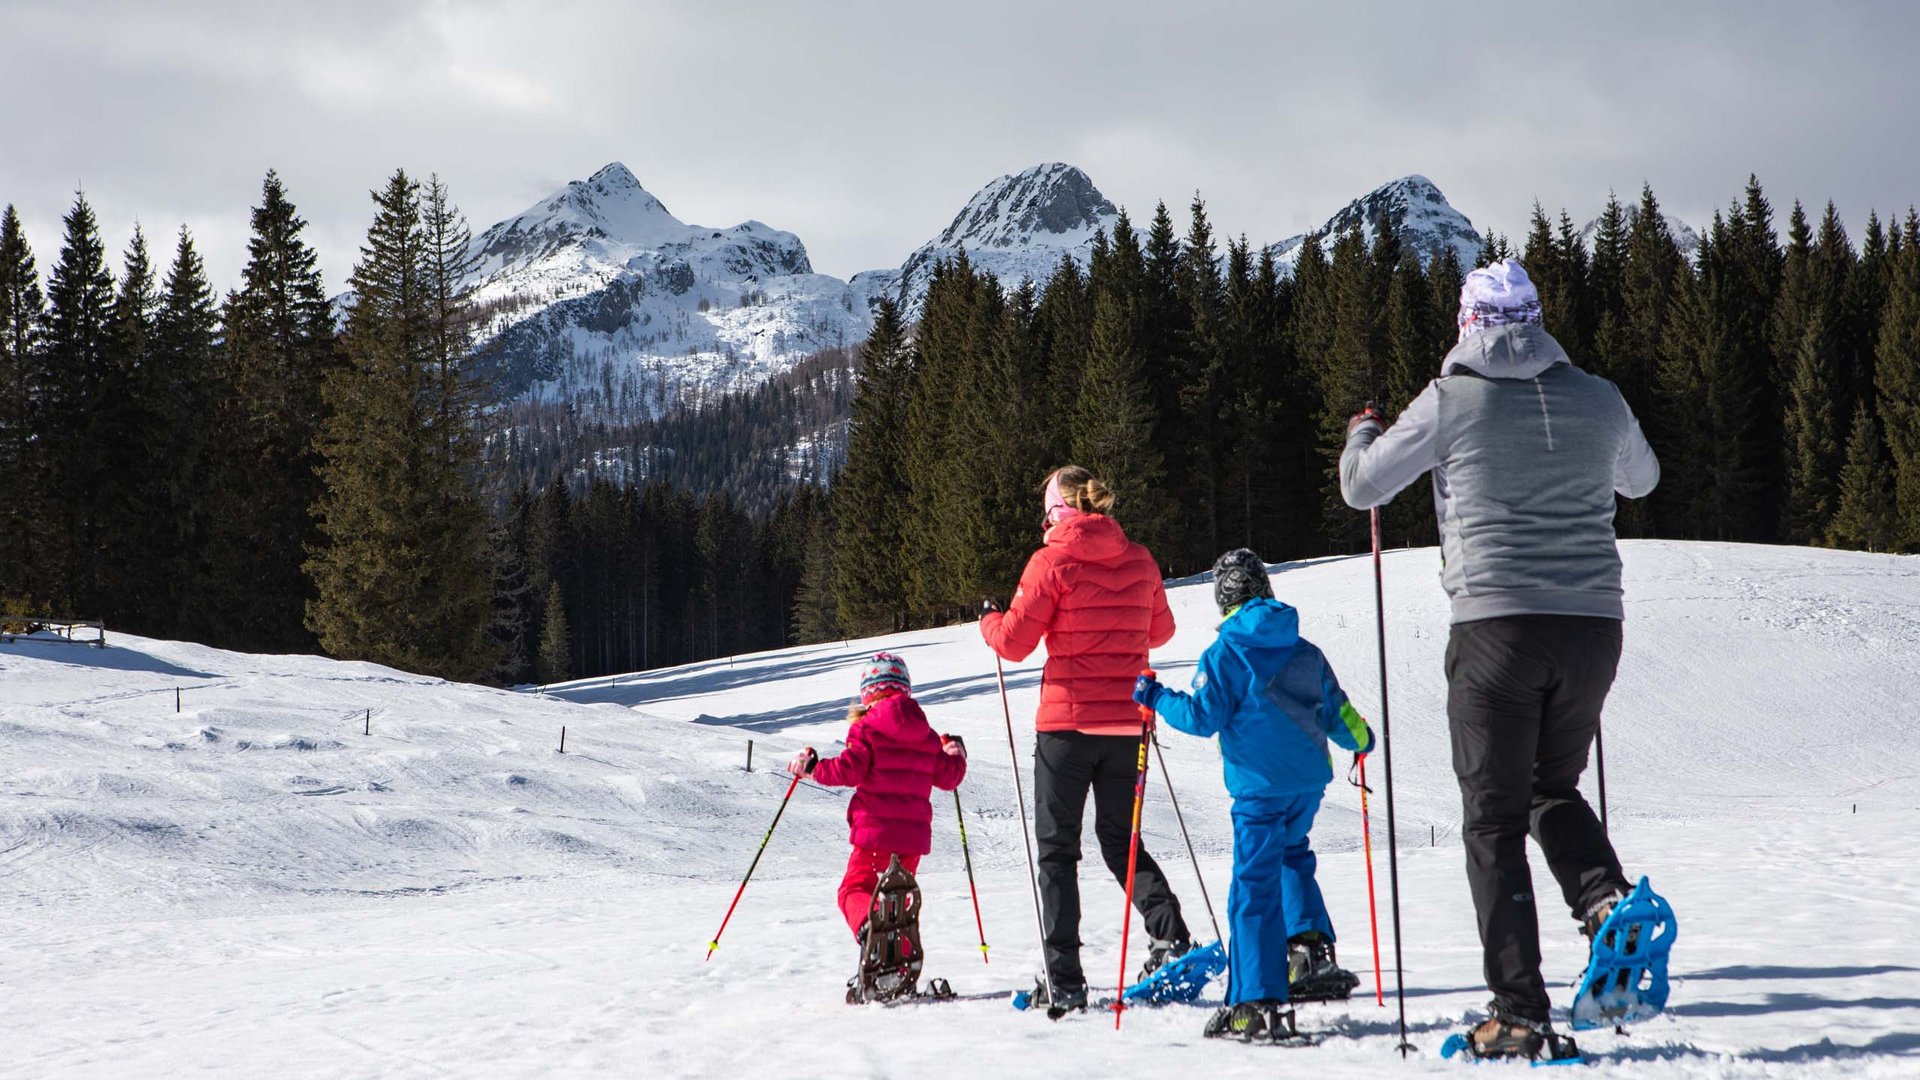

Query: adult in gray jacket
<box><xmin>1339</xmin><ymin>260</ymin><xmax>1659</xmax><ymax>1061</ymax></box>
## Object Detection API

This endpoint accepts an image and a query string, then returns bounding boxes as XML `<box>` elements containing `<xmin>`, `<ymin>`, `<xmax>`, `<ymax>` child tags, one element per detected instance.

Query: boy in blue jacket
<box><xmin>1133</xmin><ymin>548</ymin><xmax>1375</xmax><ymax>1044</ymax></box>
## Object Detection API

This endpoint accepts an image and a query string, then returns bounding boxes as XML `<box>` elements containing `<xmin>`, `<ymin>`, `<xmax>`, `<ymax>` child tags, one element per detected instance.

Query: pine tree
<box><xmin>1314</xmin><ymin>222</ymin><xmax>1382</xmax><ymax>550</ymax></box>
<box><xmin>137</xmin><ymin>228</ymin><xmax>222</xmax><ymax>634</ymax></box>
<box><xmin>1828</xmin><ymin>402</ymin><xmax>1894</xmax><ymax>551</ymax></box>
<box><xmin>791</xmin><ymin>501</ymin><xmax>841</xmax><ymax>644</ymax></box>
<box><xmin>536</xmin><ymin>582</ymin><xmax>571</xmax><ymax>684</ymax></box>
<box><xmin>1780</xmin><ymin>313</ymin><xmax>1841</xmax><ymax>543</ymax></box>
<box><xmin>1603</xmin><ymin>185</ymin><xmax>1686</xmax><ymax>537</ymax></box>
<box><xmin>40</xmin><ymin>193</ymin><xmax>117</xmax><ymax>615</ymax></box>
<box><xmin>1654</xmin><ymin>217</ymin><xmax>1767</xmax><ymax>541</ymax></box>
<box><xmin>205</xmin><ymin>171</ymin><xmax>338</xmax><ymax>650</ymax></box>
<box><xmin>1034</xmin><ymin>254</ymin><xmax>1091</xmax><ymax>463</ymax></box>
<box><xmin>950</xmin><ymin>281</ymin><xmax>1048</xmax><ymax>601</ymax></box>
<box><xmin>1072</xmin><ymin>282</ymin><xmax>1174</xmax><ymax>563</ymax></box>
<box><xmin>307</xmin><ymin>170</ymin><xmax>497</xmax><ymax>680</ymax></box>
<box><xmin>899</xmin><ymin>255</ymin><xmax>977</xmax><ymax>620</ymax></box>
<box><xmin>1875</xmin><ymin>212</ymin><xmax>1920</xmax><ymax>548</ymax></box>
<box><xmin>0</xmin><ymin>206</ymin><xmax>47</xmax><ymax>607</ymax></box>
<box><xmin>833</xmin><ymin>298</ymin><xmax>914</xmax><ymax>633</ymax></box>
<box><xmin>1381</xmin><ymin>246</ymin><xmax>1437</xmax><ymax>547</ymax></box>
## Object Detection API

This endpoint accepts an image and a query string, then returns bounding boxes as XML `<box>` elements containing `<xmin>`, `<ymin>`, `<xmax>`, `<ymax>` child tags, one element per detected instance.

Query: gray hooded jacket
<box><xmin>1339</xmin><ymin>323</ymin><xmax>1659</xmax><ymax>623</ymax></box>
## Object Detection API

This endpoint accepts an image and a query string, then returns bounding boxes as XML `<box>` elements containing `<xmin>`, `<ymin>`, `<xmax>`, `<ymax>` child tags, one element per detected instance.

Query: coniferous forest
<box><xmin>3</xmin><ymin>173</ymin><xmax>1918</xmax><ymax>684</ymax></box>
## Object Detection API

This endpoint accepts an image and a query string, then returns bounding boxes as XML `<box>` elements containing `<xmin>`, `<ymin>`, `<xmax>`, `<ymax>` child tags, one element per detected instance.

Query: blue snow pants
<box><xmin>1226</xmin><ymin>792</ymin><xmax>1335</xmax><ymax>1004</ymax></box>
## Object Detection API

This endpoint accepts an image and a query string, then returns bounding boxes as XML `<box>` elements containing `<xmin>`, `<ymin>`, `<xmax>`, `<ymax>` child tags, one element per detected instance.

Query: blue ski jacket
<box><xmin>1152</xmin><ymin>598</ymin><xmax>1374</xmax><ymax>813</ymax></box>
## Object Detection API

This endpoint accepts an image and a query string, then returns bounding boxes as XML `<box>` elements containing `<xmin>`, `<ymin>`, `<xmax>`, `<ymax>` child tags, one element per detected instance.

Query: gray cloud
<box><xmin>4</xmin><ymin>0</ymin><xmax>1915</xmax><ymax>295</ymax></box>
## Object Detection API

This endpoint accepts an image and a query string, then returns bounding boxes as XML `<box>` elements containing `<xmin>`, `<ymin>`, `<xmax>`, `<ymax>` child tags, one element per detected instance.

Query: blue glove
<box><xmin>1132</xmin><ymin>674</ymin><xmax>1164</xmax><ymax>711</ymax></box>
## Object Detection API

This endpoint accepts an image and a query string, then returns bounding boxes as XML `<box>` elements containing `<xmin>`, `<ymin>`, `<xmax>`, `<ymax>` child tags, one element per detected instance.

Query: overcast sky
<box><xmin>4</xmin><ymin>0</ymin><xmax>1915</xmax><ymax>294</ymax></box>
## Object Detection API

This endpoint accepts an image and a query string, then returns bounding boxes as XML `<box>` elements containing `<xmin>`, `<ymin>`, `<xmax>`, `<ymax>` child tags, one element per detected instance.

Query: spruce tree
<box><xmin>1828</xmin><ymin>402</ymin><xmax>1894</xmax><ymax>551</ymax></box>
<box><xmin>208</xmin><ymin>171</ymin><xmax>338</xmax><ymax>650</ymax></box>
<box><xmin>1875</xmin><ymin>211</ymin><xmax>1920</xmax><ymax>548</ymax></box>
<box><xmin>1780</xmin><ymin>314</ymin><xmax>1840</xmax><ymax>543</ymax></box>
<box><xmin>899</xmin><ymin>255</ymin><xmax>976</xmax><ymax>620</ymax></box>
<box><xmin>536</xmin><ymin>582</ymin><xmax>571</xmax><ymax>684</ymax></box>
<box><xmin>307</xmin><ymin>170</ymin><xmax>497</xmax><ymax>680</ymax></box>
<box><xmin>1314</xmin><ymin>222</ymin><xmax>1382</xmax><ymax>550</ymax></box>
<box><xmin>1072</xmin><ymin>283</ymin><xmax>1174</xmax><ymax>564</ymax></box>
<box><xmin>0</xmin><ymin>206</ymin><xmax>47</xmax><ymax>606</ymax></box>
<box><xmin>951</xmin><ymin>281</ymin><xmax>1048</xmax><ymax>601</ymax></box>
<box><xmin>1381</xmin><ymin>247</ymin><xmax>1437</xmax><ymax>547</ymax></box>
<box><xmin>1035</xmin><ymin>254</ymin><xmax>1091</xmax><ymax>463</ymax></box>
<box><xmin>40</xmin><ymin>193</ymin><xmax>117</xmax><ymax>616</ymax></box>
<box><xmin>832</xmin><ymin>298</ymin><xmax>914</xmax><ymax>633</ymax></box>
<box><xmin>1603</xmin><ymin>185</ymin><xmax>1685</xmax><ymax>537</ymax></box>
<box><xmin>139</xmin><ymin>228</ymin><xmax>222</xmax><ymax>634</ymax></box>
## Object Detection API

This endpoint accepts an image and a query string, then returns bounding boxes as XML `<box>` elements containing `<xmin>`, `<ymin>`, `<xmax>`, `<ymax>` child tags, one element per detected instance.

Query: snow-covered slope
<box><xmin>470</xmin><ymin>163</ymin><xmax>869</xmax><ymax>418</ymax></box>
<box><xmin>1270</xmin><ymin>175</ymin><xmax>1484</xmax><ymax>274</ymax></box>
<box><xmin>5</xmin><ymin>542</ymin><xmax>1920</xmax><ymax>1077</ymax></box>
<box><xmin>854</xmin><ymin>163</ymin><xmax>1120</xmax><ymax>315</ymax></box>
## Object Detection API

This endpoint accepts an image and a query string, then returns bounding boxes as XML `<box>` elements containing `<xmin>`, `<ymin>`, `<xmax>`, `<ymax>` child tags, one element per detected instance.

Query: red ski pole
<box><xmin>954</xmin><ymin>788</ymin><xmax>989</xmax><ymax>963</ymax></box>
<box><xmin>1113</xmin><ymin>668</ymin><xmax>1156</xmax><ymax>1030</ymax></box>
<box><xmin>706</xmin><ymin>770</ymin><xmax>801</xmax><ymax>960</ymax></box>
<box><xmin>1358</xmin><ymin>754</ymin><xmax>1386</xmax><ymax>1007</ymax></box>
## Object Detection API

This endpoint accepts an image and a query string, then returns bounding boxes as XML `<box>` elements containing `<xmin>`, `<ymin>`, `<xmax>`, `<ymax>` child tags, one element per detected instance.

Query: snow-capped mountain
<box><xmin>1269</xmin><ymin>175</ymin><xmax>1483</xmax><ymax>273</ymax></box>
<box><xmin>469</xmin><ymin>163</ymin><xmax>869</xmax><ymax>418</ymax></box>
<box><xmin>852</xmin><ymin>163</ymin><xmax>1120</xmax><ymax>314</ymax></box>
<box><xmin>1580</xmin><ymin>205</ymin><xmax>1704</xmax><ymax>262</ymax></box>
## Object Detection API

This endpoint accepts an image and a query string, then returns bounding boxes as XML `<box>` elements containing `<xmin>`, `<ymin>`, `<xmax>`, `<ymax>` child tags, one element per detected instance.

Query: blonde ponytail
<box><xmin>1050</xmin><ymin>464</ymin><xmax>1116</xmax><ymax>515</ymax></box>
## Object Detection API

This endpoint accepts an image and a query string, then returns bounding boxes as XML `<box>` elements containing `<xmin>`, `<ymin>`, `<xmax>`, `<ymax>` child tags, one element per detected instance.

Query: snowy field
<box><xmin>2</xmin><ymin>541</ymin><xmax>1918</xmax><ymax>1078</ymax></box>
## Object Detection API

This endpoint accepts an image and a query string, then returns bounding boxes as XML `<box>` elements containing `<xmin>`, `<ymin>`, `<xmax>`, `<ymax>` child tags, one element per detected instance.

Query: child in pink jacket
<box><xmin>790</xmin><ymin>652</ymin><xmax>967</xmax><ymax>937</ymax></box>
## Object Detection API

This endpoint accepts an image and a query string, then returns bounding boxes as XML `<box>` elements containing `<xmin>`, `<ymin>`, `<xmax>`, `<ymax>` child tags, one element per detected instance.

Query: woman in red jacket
<box><xmin>980</xmin><ymin>465</ymin><xmax>1189</xmax><ymax>1011</ymax></box>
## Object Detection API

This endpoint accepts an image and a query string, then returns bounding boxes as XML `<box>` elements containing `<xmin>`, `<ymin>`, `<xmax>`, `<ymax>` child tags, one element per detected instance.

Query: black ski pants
<box><xmin>1447</xmin><ymin>615</ymin><xmax>1631</xmax><ymax>1023</ymax></box>
<box><xmin>1034</xmin><ymin>730</ymin><xmax>1189</xmax><ymax>989</ymax></box>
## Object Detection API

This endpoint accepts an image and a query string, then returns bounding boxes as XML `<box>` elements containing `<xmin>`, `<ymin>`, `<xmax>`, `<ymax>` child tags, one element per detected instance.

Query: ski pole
<box><xmin>954</xmin><ymin>787</ymin><xmax>990</xmax><ymax>963</ymax></box>
<box><xmin>1372</xmin><ymin>507</ymin><xmax>1414</xmax><ymax>1055</ymax></box>
<box><xmin>995</xmin><ymin>653</ymin><xmax>1055</xmax><ymax>1007</ymax></box>
<box><xmin>1150</xmin><ymin>727</ymin><xmax>1221</xmax><ymax>943</ymax></box>
<box><xmin>706</xmin><ymin>770</ymin><xmax>800</xmax><ymax>960</ymax></box>
<box><xmin>1355</xmin><ymin>754</ymin><xmax>1386</xmax><ymax>1007</ymax></box>
<box><xmin>1113</xmin><ymin>668</ymin><xmax>1157</xmax><ymax>1030</ymax></box>
<box><xmin>1595</xmin><ymin>720</ymin><xmax>1609</xmax><ymax>833</ymax></box>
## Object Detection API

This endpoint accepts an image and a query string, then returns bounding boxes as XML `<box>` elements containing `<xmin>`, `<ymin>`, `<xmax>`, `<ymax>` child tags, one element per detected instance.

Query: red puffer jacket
<box><xmin>812</xmin><ymin>693</ymin><xmax>966</xmax><ymax>855</ymax></box>
<box><xmin>980</xmin><ymin>513</ymin><xmax>1175</xmax><ymax>736</ymax></box>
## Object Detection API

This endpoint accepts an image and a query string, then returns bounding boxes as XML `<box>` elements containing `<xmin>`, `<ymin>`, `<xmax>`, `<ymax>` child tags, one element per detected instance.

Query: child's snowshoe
<box><xmin>1569</xmin><ymin>876</ymin><xmax>1675</xmax><ymax>1031</ymax></box>
<box><xmin>846</xmin><ymin>856</ymin><xmax>924</xmax><ymax>1005</ymax></box>
<box><xmin>1201</xmin><ymin>1000</ymin><xmax>1317</xmax><ymax>1046</ymax></box>
<box><xmin>1439</xmin><ymin>1009</ymin><xmax>1583</xmax><ymax>1065</ymax></box>
<box><xmin>1122</xmin><ymin>939</ymin><xmax>1226</xmax><ymax>1004</ymax></box>
<box><xmin>1287</xmin><ymin>934</ymin><xmax>1360</xmax><ymax>1003</ymax></box>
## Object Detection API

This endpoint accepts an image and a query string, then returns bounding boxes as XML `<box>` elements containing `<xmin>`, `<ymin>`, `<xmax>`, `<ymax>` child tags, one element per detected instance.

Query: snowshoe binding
<box><xmin>1012</xmin><ymin>978</ymin><xmax>1089</xmax><ymax>1018</ymax></box>
<box><xmin>1122</xmin><ymin>939</ymin><xmax>1226</xmax><ymax>1005</ymax></box>
<box><xmin>1440</xmin><ymin>1007</ymin><xmax>1582</xmax><ymax>1065</ymax></box>
<box><xmin>1287</xmin><ymin>933</ymin><xmax>1360</xmax><ymax>1003</ymax></box>
<box><xmin>1202</xmin><ymin>1000</ymin><xmax>1316</xmax><ymax>1046</ymax></box>
<box><xmin>846</xmin><ymin>856</ymin><xmax>925</xmax><ymax>1005</ymax></box>
<box><xmin>1569</xmin><ymin>876</ymin><xmax>1676</xmax><ymax>1031</ymax></box>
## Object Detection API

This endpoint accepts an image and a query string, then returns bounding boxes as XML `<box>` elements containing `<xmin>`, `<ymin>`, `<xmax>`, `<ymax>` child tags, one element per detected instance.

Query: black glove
<box><xmin>981</xmin><ymin>599</ymin><xmax>1002</xmax><ymax>615</ymax></box>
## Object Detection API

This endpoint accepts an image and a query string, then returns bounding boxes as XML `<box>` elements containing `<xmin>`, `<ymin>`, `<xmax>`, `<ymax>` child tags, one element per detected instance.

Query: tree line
<box><xmin>5</xmin><ymin>171</ymin><xmax>1917</xmax><ymax>680</ymax></box>
<box><xmin>817</xmin><ymin>179</ymin><xmax>1920</xmax><ymax>639</ymax></box>
<box><xmin>0</xmin><ymin>175</ymin><xmax>815</xmax><ymax>682</ymax></box>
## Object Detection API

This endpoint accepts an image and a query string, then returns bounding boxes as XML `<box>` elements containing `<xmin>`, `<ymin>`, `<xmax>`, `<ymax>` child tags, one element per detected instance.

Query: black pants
<box><xmin>1447</xmin><ymin>615</ymin><xmax>1631</xmax><ymax>1023</ymax></box>
<box><xmin>1034</xmin><ymin>730</ymin><xmax>1189</xmax><ymax>988</ymax></box>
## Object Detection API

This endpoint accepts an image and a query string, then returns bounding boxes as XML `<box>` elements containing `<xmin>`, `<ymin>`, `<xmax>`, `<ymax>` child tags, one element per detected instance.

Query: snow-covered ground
<box><xmin>3</xmin><ymin>541</ymin><xmax>1918</xmax><ymax>1078</ymax></box>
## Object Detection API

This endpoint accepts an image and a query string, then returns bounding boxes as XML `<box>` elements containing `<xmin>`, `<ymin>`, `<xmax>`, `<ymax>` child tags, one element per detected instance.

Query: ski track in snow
<box><xmin>2</xmin><ymin>541</ymin><xmax>1918</xmax><ymax>1078</ymax></box>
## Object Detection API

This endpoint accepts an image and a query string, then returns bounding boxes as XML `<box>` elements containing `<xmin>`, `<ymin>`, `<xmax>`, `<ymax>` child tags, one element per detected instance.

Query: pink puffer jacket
<box><xmin>812</xmin><ymin>693</ymin><xmax>966</xmax><ymax>855</ymax></box>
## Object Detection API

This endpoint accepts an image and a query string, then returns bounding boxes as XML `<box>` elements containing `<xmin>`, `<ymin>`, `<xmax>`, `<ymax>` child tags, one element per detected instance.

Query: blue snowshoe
<box><xmin>1440</xmin><ymin>1010</ymin><xmax>1583</xmax><ymax>1066</ymax></box>
<box><xmin>1569</xmin><ymin>876</ymin><xmax>1675</xmax><ymax>1031</ymax></box>
<box><xmin>1121</xmin><ymin>939</ymin><xmax>1227</xmax><ymax>1005</ymax></box>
